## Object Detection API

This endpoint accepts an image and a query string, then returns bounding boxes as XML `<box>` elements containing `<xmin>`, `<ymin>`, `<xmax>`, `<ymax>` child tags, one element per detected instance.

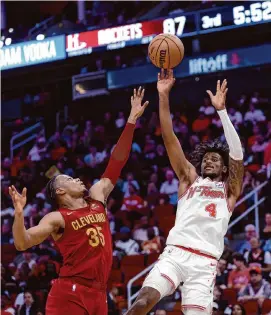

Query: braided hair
<box><xmin>45</xmin><ymin>175</ymin><xmax>60</xmax><ymax>208</ymax></box>
<box><xmin>189</xmin><ymin>138</ymin><xmax>229</xmax><ymax>176</ymax></box>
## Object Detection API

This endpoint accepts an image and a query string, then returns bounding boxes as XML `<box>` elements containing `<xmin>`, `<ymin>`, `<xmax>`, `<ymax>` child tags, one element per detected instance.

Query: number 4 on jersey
<box><xmin>205</xmin><ymin>203</ymin><xmax>217</xmax><ymax>218</ymax></box>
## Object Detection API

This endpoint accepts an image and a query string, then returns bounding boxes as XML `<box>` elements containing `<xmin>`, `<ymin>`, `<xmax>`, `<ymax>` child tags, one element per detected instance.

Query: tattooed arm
<box><xmin>227</xmin><ymin>158</ymin><xmax>244</xmax><ymax>210</ymax></box>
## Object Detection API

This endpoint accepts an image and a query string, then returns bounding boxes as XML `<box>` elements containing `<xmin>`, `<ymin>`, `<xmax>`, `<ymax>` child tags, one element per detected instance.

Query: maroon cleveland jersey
<box><xmin>55</xmin><ymin>199</ymin><xmax>112</xmax><ymax>285</ymax></box>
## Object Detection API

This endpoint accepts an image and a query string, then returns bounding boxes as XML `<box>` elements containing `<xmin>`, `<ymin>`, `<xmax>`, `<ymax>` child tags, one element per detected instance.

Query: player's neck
<box><xmin>59</xmin><ymin>196</ymin><xmax>88</xmax><ymax>210</ymax></box>
<box><xmin>203</xmin><ymin>175</ymin><xmax>222</xmax><ymax>182</ymax></box>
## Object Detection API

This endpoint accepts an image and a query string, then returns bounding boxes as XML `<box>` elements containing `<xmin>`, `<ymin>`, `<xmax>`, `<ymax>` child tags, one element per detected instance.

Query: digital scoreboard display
<box><xmin>66</xmin><ymin>1</ymin><xmax>271</xmax><ymax>57</ymax></box>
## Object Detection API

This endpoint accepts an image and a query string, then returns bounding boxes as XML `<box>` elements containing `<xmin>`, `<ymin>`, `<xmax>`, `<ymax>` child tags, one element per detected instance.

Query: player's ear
<box><xmin>55</xmin><ymin>188</ymin><xmax>65</xmax><ymax>196</ymax></box>
<box><xmin>222</xmin><ymin>166</ymin><xmax>227</xmax><ymax>174</ymax></box>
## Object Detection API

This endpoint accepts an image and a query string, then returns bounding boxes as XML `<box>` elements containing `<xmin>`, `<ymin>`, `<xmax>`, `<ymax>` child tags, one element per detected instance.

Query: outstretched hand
<box><xmin>206</xmin><ymin>79</ymin><xmax>228</xmax><ymax>111</ymax></box>
<box><xmin>157</xmin><ymin>69</ymin><xmax>176</xmax><ymax>95</ymax></box>
<box><xmin>129</xmin><ymin>86</ymin><xmax>149</xmax><ymax>123</ymax></box>
<box><xmin>9</xmin><ymin>186</ymin><xmax>27</xmax><ymax>214</ymax></box>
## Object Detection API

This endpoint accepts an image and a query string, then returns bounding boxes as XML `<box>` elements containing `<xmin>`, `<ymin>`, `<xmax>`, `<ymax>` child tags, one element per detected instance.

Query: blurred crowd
<box><xmin>1</xmin><ymin>90</ymin><xmax>271</xmax><ymax>314</ymax></box>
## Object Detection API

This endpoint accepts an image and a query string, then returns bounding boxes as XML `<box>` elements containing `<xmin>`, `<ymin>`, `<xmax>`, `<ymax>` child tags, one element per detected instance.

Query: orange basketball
<box><xmin>148</xmin><ymin>33</ymin><xmax>184</xmax><ymax>69</ymax></box>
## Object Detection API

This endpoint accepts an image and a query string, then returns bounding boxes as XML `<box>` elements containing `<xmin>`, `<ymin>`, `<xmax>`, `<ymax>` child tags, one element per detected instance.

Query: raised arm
<box><xmin>9</xmin><ymin>186</ymin><xmax>62</xmax><ymax>251</ymax></box>
<box><xmin>157</xmin><ymin>69</ymin><xmax>197</xmax><ymax>184</ymax></box>
<box><xmin>207</xmin><ymin>79</ymin><xmax>244</xmax><ymax>209</ymax></box>
<box><xmin>90</xmin><ymin>87</ymin><xmax>149</xmax><ymax>203</ymax></box>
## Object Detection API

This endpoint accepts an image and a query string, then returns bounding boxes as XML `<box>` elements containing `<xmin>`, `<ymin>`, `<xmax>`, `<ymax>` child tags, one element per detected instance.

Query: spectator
<box><xmin>115</xmin><ymin>112</ymin><xmax>125</xmax><ymax>128</ymax></box>
<box><xmin>160</xmin><ymin>170</ymin><xmax>178</xmax><ymax>205</ymax></box>
<box><xmin>84</xmin><ymin>146</ymin><xmax>106</xmax><ymax>168</ymax></box>
<box><xmin>28</xmin><ymin>137</ymin><xmax>47</xmax><ymax>162</ymax></box>
<box><xmin>227</xmin><ymin>303</ymin><xmax>246</xmax><ymax>315</ymax></box>
<box><xmin>192</xmin><ymin>113</ymin><xmax>211</xmax><ymax>133</ymax></box>
<box><xmin>213</xmin><ymin>285</ymin><xmax>228</xmax><ymax>313</ymax></box>
<box><xmin>146</xmin><ymin>173</ymin><xmax>160</xmax><ymax>206</ymax></box>
<box><xmin>244</xmin><ymin>237</ymin><xmax>271</xmax><ymax>275</ymax></box>
<box><xmin>114</xmin><ymin>227</ymin><xmax>140</xmax><ymax>256</ymax></box>
<box><xmin>251</xmin><ymin>135</ymin><xmax>269</xmax><ymax>156</ymax></box>
<box><xmin>155</xmin><ymin>310</ymin><xmax>166</xmax><ymax>315</ymax></box>
<box><xmin>122</xmin><ymin>173</ymin><xmax>140</xmax><ymax>198</ymax></box>
<box><xmin>1</xmin><ymin>220</ymin><xmax>12</xmax><ymax>244</ymax></box>
<box><xmin>107</xmin><ymin>210</ymin><xmax>116</xmax><ymax>235</ymax></box>
<box><xmin>144</xmin><ymin>134</ymin><xmax>156</xmax><ymax>154</ymax></box>
<box><xmin>228</xmin><ymin>107</ymin><xmax>243</xmax><ymax>127</ymax></box>
<box><xmin>141</xmin><ymin>227</ymin><xmax>164</xmax><ymax>254</ymax></box>
<box><xmin>147</xmin><ymin>182</ymin><xmax>158</xmax><ymax>195</ymax></box>
<box><xmin>1</xmin><ymin>293</ymin><xmax>16</xmax><ymax>315</ymax></box>
<box><xmin>14</xmin><ymin>289</ymin><xmax>25</xmax><ymax>311</ymax></box>
<box><xmin>238</xmin><ymin>224</ymin><xmax>257</xmax><ymax>254</ymax></box>
<box><xmin>199</xmin><ymin>97</ymin><xmax>215</xmax><ymax>116</ymax></box>
<box><xmin>244</xmin><ymin>103</ymin><xmax>266</xmax><ymax>124</ymax></box>
<box><xmin>133</xmin><ymin>216</ymin><xmax>150</xmax><ymax>242</ymax></box>
<box><xmin>16</xmin><ymin>251</ymin><xmax>36</xmax><ymax>270</ymax></box>
<box><xmin>50</xmin><ymin>140</ymin><xmax>67</xmax><ymax>161</ymax></box>
<box><xmin>121</xmin><ymin>184</ymin><xmax>144</xmax><ymax>211</ymax></box>
<box><xmin>18</xmin><ymin>291</ymin><xmax>37</xmax><ymax>315</ymax></box>
<box><xmin>262</xmin><ymin>213</ymin><xmax>271</xmax><ymax>239</ymax></box>
<box><xmin>238</xmin><ymin>266</ymin><xmax>271</xmax><ymax>308</ymax></box>
<box><xmin>222</xmin><ymin>237</ymin><xmax>234</xmax><ymax>264</ymax></box>
<box><xmin>228</xmin><ymin>253</ymin><xmax>250</xmax><ymax>291</ymax></box>
<box><xmin>107</xmin><ymin>286</ymin><xmax>118</xmax><ymax>314</ymax></box>
<box><xmin>216</xmin><ymin>258</ymin><xmax>229</xmax><ymax>289</ymax></box>
<box><xmin>154</xmin><ymin>145</ymin><xmax>168</xmax><ymax>169</ymax></box>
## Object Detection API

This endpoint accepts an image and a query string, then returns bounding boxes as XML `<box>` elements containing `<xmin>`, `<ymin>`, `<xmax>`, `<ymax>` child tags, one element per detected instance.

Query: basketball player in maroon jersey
<box><xmin>9</xmin><ymin>87</ymin><xmax>149</xmax><ymax>315</ymax></box>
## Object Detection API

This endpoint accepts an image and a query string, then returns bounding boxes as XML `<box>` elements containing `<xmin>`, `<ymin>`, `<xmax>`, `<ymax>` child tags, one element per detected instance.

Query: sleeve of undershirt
<box><xmin>217</xmin><ymin>109</ymin><xmax>243</xmax><ymax>160</ymax></box>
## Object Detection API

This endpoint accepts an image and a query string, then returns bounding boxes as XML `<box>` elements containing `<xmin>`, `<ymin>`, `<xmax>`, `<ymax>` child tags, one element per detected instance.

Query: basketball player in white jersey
<box><xmin>125</xmin><ymin>70</ymin><xmax>244</xmax><ymax>315</ymax></box>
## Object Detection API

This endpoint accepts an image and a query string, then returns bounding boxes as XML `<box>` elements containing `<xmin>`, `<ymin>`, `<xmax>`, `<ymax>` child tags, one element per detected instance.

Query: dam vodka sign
<box><xmin>0</xmin><ymin>35</ymin><xmax>66</xmax><ymax>70</ymax></box>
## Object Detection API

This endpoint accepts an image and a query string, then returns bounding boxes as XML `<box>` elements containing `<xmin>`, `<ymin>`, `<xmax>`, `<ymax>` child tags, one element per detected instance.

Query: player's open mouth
<box><xmin>205</xmin><ymin>167</ymin><xmax>213</xmax><ymax>170</ymax></box>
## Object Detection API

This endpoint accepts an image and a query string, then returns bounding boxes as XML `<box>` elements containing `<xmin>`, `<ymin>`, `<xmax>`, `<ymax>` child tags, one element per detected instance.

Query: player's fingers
<box><xmin>221</xmin><ymin>79</ymin><xmax>227</xmax><ymax>92</ymax></box>
<box><xmin>140</xmin><ymin>88</ymin><xmax>145</xmax><ymax>99</ymax></box>
<box><xmin>11</xmin><ymin>185</ymin><xmax>17</xmax><ymax>194</ymax></box>
<box><xmin>225</xmin><ymin>88</ymin><xmax>228</xmax><ymax>96</ymax></box>
<box><xmin>142</xmin><ymin>101</ymin><xmax>149</xmax><ymax>110</ymax></box>
<box><xmin>158</xmin><ymin>73</ymin><xmax>161</xmax><ymax>81</ymax></box>
<box><xmin>161</xmin><ymin>68</ymin><xmax>164</xmax><ymax>79</ymax></box>
<box><xmin>206</xmin><ymin>90</ymin><xmax>214</xmax><ymax>99</ymax></box>
<box><xmin>169</xmin><ymin>69</ymin><xmax>173</xmax><ymax>78</ymax></box>
<box><xmin>134</xmin><ymin>89</ymin><xmax>136</xmax><ymax>98</ymax></box>
<box><xmin>137</xmin><ymin>86</ymin><xmax>142</xmax><ymax>97</ymax></box>
<box><xmin>216</xmin><ymin>80</ymin><xmax>220</xmax><ymax>92</ymax></box>
<box><xmin>22</xmin><ymin>187</ymin><xmax>27</xmax><ymax>198</ymax></box>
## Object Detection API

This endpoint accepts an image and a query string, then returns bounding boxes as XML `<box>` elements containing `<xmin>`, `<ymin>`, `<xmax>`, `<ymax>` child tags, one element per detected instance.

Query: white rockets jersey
<box><xmin>166</xmin><ymin>176</ymin><xmax>232</xmax><ymax>259</ymax></box>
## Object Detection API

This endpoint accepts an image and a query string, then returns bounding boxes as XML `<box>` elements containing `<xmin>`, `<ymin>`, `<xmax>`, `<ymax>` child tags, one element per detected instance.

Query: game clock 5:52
<box><xmin>233</xmin><ymin>1</ymin><xmax>271</xmax><ymax>25</ymax></box>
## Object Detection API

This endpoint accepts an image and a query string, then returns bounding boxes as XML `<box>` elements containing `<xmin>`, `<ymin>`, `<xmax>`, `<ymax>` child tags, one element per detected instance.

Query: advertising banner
<box><xmin>0</xmin><ymin>35</ymin><xmax>66</xmax><ymax>70</ymax></box>
<box><xmin>107</xmin><ymin>44</ymin><xmax>271</xmax><ymax>89</ymax></box>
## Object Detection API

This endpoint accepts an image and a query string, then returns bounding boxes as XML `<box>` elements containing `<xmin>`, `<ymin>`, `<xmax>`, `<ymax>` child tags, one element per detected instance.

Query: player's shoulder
<box><xmin>42</xmin><ymin>211</ymin><xmax>65</xmax><ymax>225</ymax></box>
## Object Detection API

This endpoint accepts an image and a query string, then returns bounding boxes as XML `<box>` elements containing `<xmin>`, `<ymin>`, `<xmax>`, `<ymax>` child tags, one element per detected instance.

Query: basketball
<box><xmin>148</xmin><ymin>33</ymin><xmax>184</xmax><ymax>69</ymax></box>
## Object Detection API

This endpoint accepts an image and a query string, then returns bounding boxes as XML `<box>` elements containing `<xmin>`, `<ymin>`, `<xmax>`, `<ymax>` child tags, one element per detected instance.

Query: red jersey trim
<box><xmin>222</xmin><ymin>182</ymin><xmax>232</xmax><ymax>213</ymax></box>
<box><xmin>160</xmin><ymin>273</ymin><xmax>176</xmax><ymax>290</ymax></box>
<box><xmin>174</xmin><ymin>245</ymin><xmax>217</xmax><ymax>261</ymax></box>
<box><xmin>55</xmin><ymin>209</ymin><xmax>71</xmax><ymax>244</ymax></box>
<box><xmin>178</xmin><ymin>176</ymin><xmax>199</xmax><ymax>201</ymax></box>
<box><xmin>182</xmin><ymin>304</ymin><xmax>206</xmax><ymax>311</ymax></box>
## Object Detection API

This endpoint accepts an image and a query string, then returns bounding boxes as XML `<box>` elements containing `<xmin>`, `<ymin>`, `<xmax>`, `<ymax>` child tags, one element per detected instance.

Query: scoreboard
<box><xmin>66</xmin><ymin>1</ymin><xmax>271</xmax><ymax>56</ymax></box>
<box><xmin>1</xmin><ymin>1</ymin><xmax>271</xmax><ymax>70</ymax></box>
